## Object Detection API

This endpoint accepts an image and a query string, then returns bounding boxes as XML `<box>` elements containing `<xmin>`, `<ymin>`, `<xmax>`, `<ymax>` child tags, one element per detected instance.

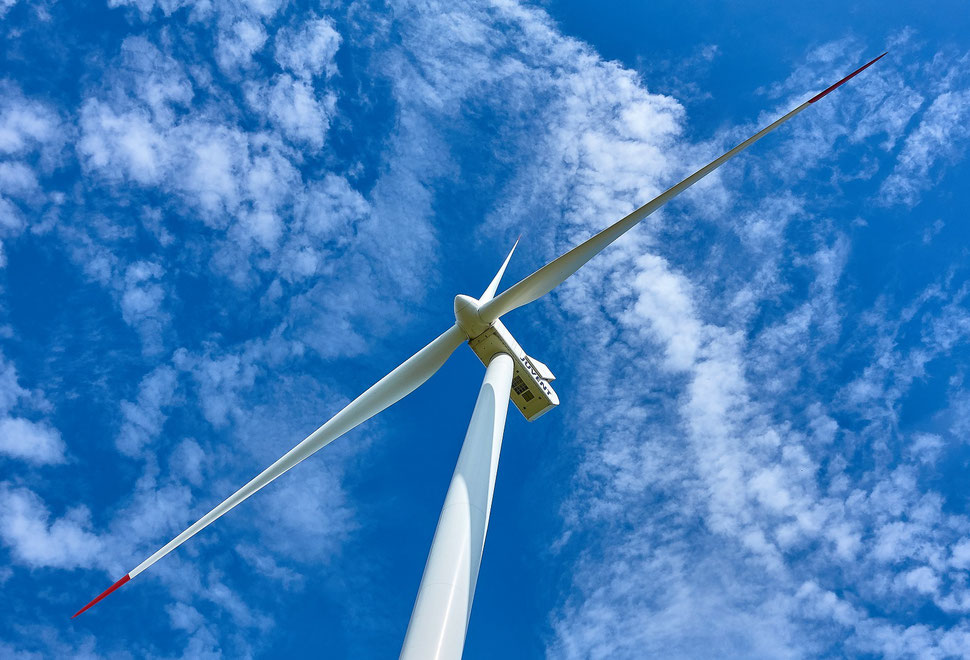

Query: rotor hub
<box><xmin>454</xmin><ymin>294</ymin><xmax>490</xmax><ymax>338</ymax></box>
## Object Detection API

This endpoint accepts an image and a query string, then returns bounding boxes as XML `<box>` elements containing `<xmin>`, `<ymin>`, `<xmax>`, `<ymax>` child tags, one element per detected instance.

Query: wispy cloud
<box><xmin>0</xmin><ymin>417</ymin><xmax>64</xmax><ymax>464</ymax></box>
<box><xmin>0</xmin><ymin>1</ymin><xmax>434</xmax><ymax>651</ymax></box>
<box><xmin>0</xmin><ymin>483</ymin><xmax>103</xmax><ymax>570</ymax></box>
<box><xmin>3</xmin><ymin>0</ymin><xmax>970</xmax><ymax>657</ymax></box>
<box><xmin>0</xmin><ymin>352</ymin><xmax>64</xmax><ymax>465</ymax></box>
<box><xmin>275</xmin><ymin>17</ymin><xmax>341</xmax><ymax>79</ymax></box>
<box><xmin>880</xmin><ymin>88</ymin><xmax>970</xmax><ymax>206</ymax></box>
<box><xmin>411</xmin><ymin>14</ymin><xmax>970</xmax><ymax>656</ymax></box>
<box><xmin>0</xmin><ymin>81</ymin><xmax>64</xmax><ymax>265</ymax></box>
<box><xmin>116</xmin><ymin>364</ymin><xmax>178</xmax><ymax>457</ymax></box>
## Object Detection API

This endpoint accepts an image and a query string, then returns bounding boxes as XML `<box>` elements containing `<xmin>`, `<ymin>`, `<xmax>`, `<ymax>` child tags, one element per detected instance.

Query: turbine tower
<box><xmin>73</xmin><ymin>53</ymin><xmax>886</xmax><ymax>659</ymax></box>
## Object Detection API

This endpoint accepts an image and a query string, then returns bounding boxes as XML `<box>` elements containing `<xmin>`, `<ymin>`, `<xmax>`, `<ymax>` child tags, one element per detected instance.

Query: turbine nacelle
<box><xmin>468</xmin><ymin>319</ymin><xmax>559</xmax><ymax>422</ymax></box>
<box><xmin>453</xmin><ymin>295</ymin><xmax>559</xmax><ymax>421</ymax></box>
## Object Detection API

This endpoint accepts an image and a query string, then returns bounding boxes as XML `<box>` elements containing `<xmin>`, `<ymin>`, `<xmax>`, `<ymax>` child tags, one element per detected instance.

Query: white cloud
<box><xmin>621</xmin><ymin>254</ymin><xmax>702</xmax><ymax>371</ymax></box>
<box><xmin>880</xmin><ymin>89</ymin><xmax>970</xmax><ymax>206</ymax></box>
<box><xmin>164</xmin><ymin>602</ymin><xmax>226</xmax><ymax>659</ymax></box>
<box><xmin>0</xmin><ymin>197</ymin><xmax>23</xmax><ymax>238</ymax></box>
<box><xmin>0</xmin><ymin>161</ymin><xmax>39</xmax><ymax>197</ymax></box>
<box><xmin>0</xmin><ymin>0</ymin><xmax>462</xmax><ymax>655</ymax></box>
<box><xmin>0</xmin><ymin>351</ymin><xmax>27</xmax><ymax>412</ymax></box>
<box><xmin>107</xmin><ymin>0</ymin><xmax>196</xmax><ymax>16</ymax></box>
<box><xmin>177</xmin><ymin>124</ymin><xmax>245</xmax><ymax>221</ymax></box>
<box><xmin>0</xmin><ymin>417</ymin><xmax>65</xmax><ymax>464</ymax></box>
<box><xmin>0</xmin><ymin>352</ymin><xmax>63</xmax><ymax>465</ymax></box>
<box><xmin>252</xmin><ymin>467</ymin><xmax>355</xmax><ymax>562</ymax></box>
<box><xmin>908</xmin><ymin>433</ymin><xmax>944</xmax><ymax>464</ymax></box>
<box><xmin>117</xmin><ymin>365</ymin><xmax>179</xmax><ymax>457</ymax></box>
<box><xmin>169</xmin><ymin>438</ymin><xmax>206</xmax><ymax>486</ymax></box>
<box><xmin>0</xmin><ymin>0</ymin><xmax>19</xmax><ymax>18</ymax></box>
<box><xmin>951</xmin><ymin>539</ymin><xmax>970</xmax><ymax>569</ymax></box>
<box><xmin>119</xmin><ymin>36</ymin><xmax>194</xmax><ymax>120</ymax></box>
<box><xmin>898</xmin><ymin>566</ymin><xmax>940</xmax><ymax>596</ymax></box>
<box><xmin>394</xmin><ymin>9</ymin><xmax>970</xmax><ymax>656</ymax></box>
<box><xmin>174</xmin><ymin>346</ymin><xmax>258</xmax><ymax>429</ymax></box>
<box><xmin>550</xmin><ymin>547</ymin><xmax>807</xmax><ymax>659</ymax></box>
<box><xmin>76</xmin><ymin>54</ymin><xmax>329</xmax><ymax>259</ymax></box>
<box><xmin>242</xmin><ymin>0</ymin><xmax>282</xmax><ymax>18</ymax></box>
<box><xmin>0</xmin><ymin>84</ymin><xmax>60</xmax><ymax>158</ymax></box>
<box><xmin>78</xmin><ymin>100</ymin><xmax>169</xmax><ymax>185</ymax></box>
<box><xmin>0</xmin><ymin>483</ymin><xmax>103</xmax><ymax>570</ymax></box>
<box><xmin>217</xmin><ymin>19</ymin><xmax>267</xmax><ymax>71</ymax></box>
<box><xmin>245</xmin><ymin>74</ymin><xmax>335</xmax><ymax>149</ymax></box>
<box><xmin>120</xmin><ymin>261</ymin><xmax>170</xmax><ymax>354</ymax></box>
<box><xmin>235</xmin><ymin>543</ymin><xmax>304</xmax><ymax>589</ymax></box>
<box><xmin>66</xmin><ymin>0</ymin><xmax>438</xmax><ymax>379</ymax></box>
<box><xmin>11</xmin><ymin>1</ymin><xmax>970</xmax><ymax>656</ymax></box>
<box><xmin>275</xmin><ymin>17</ymin><xmax>341</xmax><ymax>79</ymax></box>
<box><xmin>0</xmin><ymin>85</ymin><xmax>64</xmax><ymax>256</ymax></box>
<box><xmin>56</xmin><ymin>221</ymin><xmax>174</xmax><ymax>354</ymax></box>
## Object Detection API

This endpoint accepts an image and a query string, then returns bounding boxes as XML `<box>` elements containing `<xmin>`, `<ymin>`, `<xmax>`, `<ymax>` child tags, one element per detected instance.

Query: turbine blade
<box><xmin>478</xmin><ymin>52</ymin><xmax>887</xmax><ymax>323</ymax></box>
<box><xmin>480</xmin><ymin>237</ymin><xmax>520</xmax><ymax>303</ymax></box>
<box><xmin>72</xmin><ymin>324</ymin><xmax>466</xmax><ymax>617</ymax></box>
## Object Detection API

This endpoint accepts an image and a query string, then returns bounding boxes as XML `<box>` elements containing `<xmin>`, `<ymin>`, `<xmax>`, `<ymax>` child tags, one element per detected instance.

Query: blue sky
<box><xmin>1</xmin><ymin>0</ymin><xmax>970</xmax><ymax>657</ymax></box>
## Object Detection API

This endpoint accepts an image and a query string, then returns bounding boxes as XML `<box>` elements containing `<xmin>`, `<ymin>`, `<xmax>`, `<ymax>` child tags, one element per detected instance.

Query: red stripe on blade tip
<box><xmin>808</xmin><ymin>52</ymin><xmax>887</xmax><ymax>103</ymax></box>
<box><xmin>71</xmin><ymin>573</ymin><xmax>130</xmax><ymax>619</ymax></box>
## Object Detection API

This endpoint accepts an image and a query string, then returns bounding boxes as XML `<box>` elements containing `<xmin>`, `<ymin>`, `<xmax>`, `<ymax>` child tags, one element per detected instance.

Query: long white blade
<box><xmin>478</xmin><ymin>53</ymin><xmax>886</xmax><ymax>324</ymax></box>
<box><xmin>479</xmin><ymin>237</ymin><xmax>519</xmax><ymax>303</ymax></box>
<box><xmin>73</xmin><ymin>324</ymin><xmax>467</xmax><ymax>617</ymax></box>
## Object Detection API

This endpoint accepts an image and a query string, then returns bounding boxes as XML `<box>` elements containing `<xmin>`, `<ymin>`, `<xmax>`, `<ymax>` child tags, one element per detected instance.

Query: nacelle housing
<box><xmin>467</xmin><ymin>320</ymin><xmax>559</xmax><ymax>421</ymax></box>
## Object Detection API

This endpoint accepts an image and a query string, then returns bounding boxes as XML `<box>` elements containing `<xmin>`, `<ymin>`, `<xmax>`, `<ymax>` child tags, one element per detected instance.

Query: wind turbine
<box><xmin>73</xmin><ymin>52</ymin><xmax>885</xmax><ymax>658</ymax></box>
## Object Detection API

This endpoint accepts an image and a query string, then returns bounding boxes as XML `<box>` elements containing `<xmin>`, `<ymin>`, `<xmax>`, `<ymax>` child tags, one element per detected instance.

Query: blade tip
<box><xmin>807</xmin><ymin>51</ymin><xmax>888</xmax><ymax>104</ymax></box>
<box><xmin>71</xmin><ymin>573</ymin><xmax>131</xmax><ymax>619</ymax></box>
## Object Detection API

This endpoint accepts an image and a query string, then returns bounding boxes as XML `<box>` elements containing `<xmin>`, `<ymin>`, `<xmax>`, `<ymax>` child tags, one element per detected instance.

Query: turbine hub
<box><xmin>454</xmin><ymin>294</ymin><xmax>490</xmax><ymax>338</ymax></box>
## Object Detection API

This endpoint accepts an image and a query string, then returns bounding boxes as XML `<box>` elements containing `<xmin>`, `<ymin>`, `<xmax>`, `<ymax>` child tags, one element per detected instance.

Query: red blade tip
<box><xmin>71</xmin><ymin>573</ymin><xmax>130</xmax><ymax>619</ymax></box>
<box><xmin>808</xmin><ymin>52</ymin><xmax>888</xmax><ymax>103</ymax></box>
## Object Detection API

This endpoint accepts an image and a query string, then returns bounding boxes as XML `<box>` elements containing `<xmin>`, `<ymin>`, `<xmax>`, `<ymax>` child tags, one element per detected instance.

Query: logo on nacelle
<box><xmin>519</xmin><ymin>355</ymin><xmax>552</xmax><ymax>395</ymax></box>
